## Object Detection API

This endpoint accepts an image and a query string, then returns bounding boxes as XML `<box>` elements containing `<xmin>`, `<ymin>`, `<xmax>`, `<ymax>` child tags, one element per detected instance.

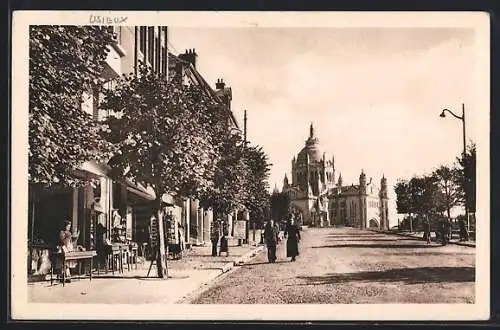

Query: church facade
<box><xmin>282</xmin><ymin>124</ymin><xmax>389</xmax><ymax>230</ymax></box>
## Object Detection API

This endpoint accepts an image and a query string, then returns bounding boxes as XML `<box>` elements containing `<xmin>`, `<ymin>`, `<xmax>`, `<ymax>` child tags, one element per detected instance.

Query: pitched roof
<box><xmin>168</xmin><ymin>52</ymin><xmax>239</xmax><ymax>129</ymax></box>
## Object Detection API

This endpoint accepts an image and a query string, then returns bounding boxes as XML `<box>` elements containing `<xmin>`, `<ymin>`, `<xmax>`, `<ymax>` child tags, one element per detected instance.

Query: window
<box><xmin>161</xmin><ymin>45</ymin><xmax>167</xmax><ymax>74</ymax></box>
<box><xmin>140</xmin><ymin>27</ymin><xmax>146</xmax><ymax>56</ymax></box>
<box><xmin>148</xmin><ymin>27</ymin><xmax>154</xmax><ymax>66</ymax></box>
<box><xmin>95</xmin><ymin>80</ymin><xmax>116</xmax><ymax>122</ymax></box>
<box><xmin>154</xmin><ymin>36</ymin><xmax>159</xmax><ymax>72</ymax></box>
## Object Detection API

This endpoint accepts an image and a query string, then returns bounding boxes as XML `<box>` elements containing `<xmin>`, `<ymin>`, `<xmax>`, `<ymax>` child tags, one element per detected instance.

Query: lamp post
<box><xmin>439</xmin><ymin>103</ymin><xmax>468</xmax><ymax>231</ymax></box>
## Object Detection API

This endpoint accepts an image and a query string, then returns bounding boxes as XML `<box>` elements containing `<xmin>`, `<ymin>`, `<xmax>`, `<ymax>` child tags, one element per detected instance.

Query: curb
<box><xmin>381</xmin><ymin>230</ymin><xmax>476</xmax><ymax>248</ymax></box>
<box><xmin>233</xmin><ymin>245</ymin><xmax>265</xmax><ymax>266</ymax></box>
<box><xmin>174</xmin><ymin>245</ymin><xmax>265</xmax><ymax>303</ymax></box>
<box><xmin>210</xmin><ymin>245</ymin><xmax>265</xmax><ymax>274</ymax></box>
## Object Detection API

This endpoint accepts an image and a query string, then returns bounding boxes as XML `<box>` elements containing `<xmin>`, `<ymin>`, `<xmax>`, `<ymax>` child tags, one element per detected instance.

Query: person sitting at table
<box><xmin>58</xmin><ymin>220</ymin><xmax>79</xmax><ymax>282</ymax></box>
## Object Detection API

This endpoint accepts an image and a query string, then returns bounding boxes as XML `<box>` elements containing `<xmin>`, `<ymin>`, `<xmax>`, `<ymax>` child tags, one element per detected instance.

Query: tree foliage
<box><xmin>101</xmin><ymin>67</ymin><xmax>217</xmax><ymax>197</ymax></box>
<box><xmin>29</xmin><ymin>26</ymin><xmax>116</xmax><ymax>186</ymax></box>
<box><xmin>433</xmin><ymin>165</ymin><xmax>461</xmax><ymax>220</ymax></box>
<box><xmin>198</xmin><ymin>130</ymin><xmax>249</xmax><ymax>215</ymax></box>
<box><xmin>395</xmin><ymin>175</ymin><xmax>446</xmax><ymax>230</ymax></box>
<box><xmin>270</xmin><ymin>190</ymin><xmax>292</xmax><ymax>223</ymax></box>
<box><xmin>456</xmin><ymin>143</ymin><xmax>476</xmax><ymax>213</ymax></box>
<box><xmin>394</xmin><ymin>179</ymin><xmax>411</xmax><ymax>215</ymax></box>
<box><xmin>241</xmin><ymin>145</ymin><xmax>272</xmax><ymax>223</ymax></box>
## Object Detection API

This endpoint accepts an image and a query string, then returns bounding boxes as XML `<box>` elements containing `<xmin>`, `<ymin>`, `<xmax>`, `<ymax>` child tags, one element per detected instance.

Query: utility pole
<box><xmin>244</xmin><ymin>110</ymin><xmax>247</xmax><ymax>145</ymax></box>
<box><xmin>440</xmin><ymin>103</ymin><xmax>468</xmax><ymax>231</ymax></box>
<box><xmin>244</xmin><ymin>110</ymin><xmax>252</xmax><ymax>245</ymax></box>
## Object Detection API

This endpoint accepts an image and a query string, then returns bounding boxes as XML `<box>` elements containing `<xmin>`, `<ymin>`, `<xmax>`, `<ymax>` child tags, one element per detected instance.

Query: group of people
<box><xmin>422</xmin><ymin>217</ymin><xmax>470</xmax><ymax>245</ymax></box>
<box><xmin>210</xmin><ymin>219</ymin><xmax>230</xmax><ymax>257</ymax></box>
<box><xmin>209</xmin><ymin>214</ymin><xmax>302</xmax><ymax>263</ymax></box>
<box><xmin>263</xmin><ymin>214</ymin><xmax>301</xmax><ymax>263</ymax></box>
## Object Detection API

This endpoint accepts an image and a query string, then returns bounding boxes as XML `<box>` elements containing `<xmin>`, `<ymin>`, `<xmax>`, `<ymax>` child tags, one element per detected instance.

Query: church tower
<box><xmin>359</xmin><ymin>169</ymin><xmax>367</xmax><ymax>195</ymax></box>
<box><xmin>283</xmin><ymin>173</ymin><xmax>290</xmax><ymax>190</ymax></box>
<box><xmin>359</xmin><ymin>169</ymin><xmax>368</xmax><ymax>228</ymax></box>
<box><xmin>379</xmin><ymin>175</ymin><xmax>389</xmax><ymax>230</ymax></box>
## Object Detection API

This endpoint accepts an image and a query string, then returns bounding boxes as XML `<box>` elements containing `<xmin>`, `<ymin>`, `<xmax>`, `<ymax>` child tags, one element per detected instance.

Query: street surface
<box><xmin>190</xmin><ymin>227</ymin><xmax>475</xmax><ymax>304</ymax></box>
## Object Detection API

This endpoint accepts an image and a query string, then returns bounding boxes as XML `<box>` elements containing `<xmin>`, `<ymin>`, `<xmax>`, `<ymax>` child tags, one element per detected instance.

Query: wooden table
<box><xmin>51</xmin><ymin>250</ymin><xmax>97</xmax><ymax>286</ymax></box>
<box><xmin>103</xmin><ymin>245</ymin><xmax>123</xmax><ymax>275</ymax></box>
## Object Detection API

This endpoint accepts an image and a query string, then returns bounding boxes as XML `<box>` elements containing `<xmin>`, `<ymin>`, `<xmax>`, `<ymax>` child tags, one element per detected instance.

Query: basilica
<box><xmin>281</xmin><ymin>124</ymin><xmax>389</xmax><ymax>230</ymax></box>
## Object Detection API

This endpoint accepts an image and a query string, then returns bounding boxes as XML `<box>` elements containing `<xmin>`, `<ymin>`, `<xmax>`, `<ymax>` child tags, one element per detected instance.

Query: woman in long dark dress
<box><xmin>284</xmin><ymin>217</ymin><xmax>301</xmax><ymax>262</ymax></box>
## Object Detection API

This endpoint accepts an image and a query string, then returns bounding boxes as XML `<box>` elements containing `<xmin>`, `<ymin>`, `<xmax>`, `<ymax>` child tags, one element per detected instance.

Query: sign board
<box><xmin>234</xmin><ymin>220</ymin><xmax>247</xmax><ymax>239</ymax></box>
<box><xmin>126</xmin><ymin>207</ymin><xmax>133</xmax><ymax>241</ymax></box>
<box><xmin>150</xmin><ymin>216</ymin><xmax>159</xmax><ymax>248</ymax></box>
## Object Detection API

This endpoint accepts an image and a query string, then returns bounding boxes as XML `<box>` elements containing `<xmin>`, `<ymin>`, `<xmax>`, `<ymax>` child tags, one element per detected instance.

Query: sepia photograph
<box><xmin>11</xmin><ymin>11</ymin><xmax>489</xmax><ymax>321</ymax></box>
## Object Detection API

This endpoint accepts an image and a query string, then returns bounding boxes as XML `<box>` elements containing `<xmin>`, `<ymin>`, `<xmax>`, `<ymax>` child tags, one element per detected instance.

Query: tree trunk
<box><xmin>409</xmin><ymin>213</ymin><xmax>413</xmax><ymax>232</ymax></box>
<box><xmin>155</xmin><ymin>197</ymin><xmax>168</xmax><ymax>278</ymax></box>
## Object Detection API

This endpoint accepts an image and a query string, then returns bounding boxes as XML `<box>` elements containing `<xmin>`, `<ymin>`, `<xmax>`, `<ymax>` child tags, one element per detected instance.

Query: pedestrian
<box><xmin>422</xmin><ymin>218</ymin><xmax>431</xmax><ymax>245</ymax></box>
<box><xmin>210</xmin><ymin>220</ymin><xmax>220</xmax><ymax>257</ymax></box>
<box><xmin>219</xmin><ymin>220</ymin><xmax>229</xmax><ymax>257</ymax></box>
<box><xmin>459</xmin><ymin>218</ymin><xmax>469</xmax><ymax>241</ymax></box>
<box><xmin>58</xmin><ymin>220</ymin><xmax>79</xmax><ymax>283</ymax></box>
<box><xmin>284</xmin><ymin>215</ymin><xmax>301</xmax><ymax>262</ymax></box>
<box><xmin>263</xmin><ymin>218</ymin><xmax>280</xmax><ymax>263</ymax></box>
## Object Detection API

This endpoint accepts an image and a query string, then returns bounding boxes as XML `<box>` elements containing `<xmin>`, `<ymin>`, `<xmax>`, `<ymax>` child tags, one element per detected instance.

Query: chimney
<box><xmin>179</xmin><ymin>48</ymin><xmax>198</xmax><ymax>68</ymax></box>
<box><xmin>216</xmin><ymin>78</ymin><xmax>226</xmax><ymax>90</ymax></box>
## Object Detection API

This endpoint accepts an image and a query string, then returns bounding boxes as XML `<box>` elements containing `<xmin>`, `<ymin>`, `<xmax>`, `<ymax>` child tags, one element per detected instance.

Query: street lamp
<box><xmin>439</xmin><ymin>103</ymin><xmax>468</xmax><ymax>231</ymax></box>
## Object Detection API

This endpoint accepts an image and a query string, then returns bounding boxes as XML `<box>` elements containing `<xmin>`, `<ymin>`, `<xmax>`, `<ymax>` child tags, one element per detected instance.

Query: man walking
<box><xmin>263</xmin><ymin>219</ymin><xmax>280</xmax><ymax>263</ymax></box>
<box><xmin>210</xmin><ymin>219</ymin><xmax>220</xmax><ymax>257</ymax></box>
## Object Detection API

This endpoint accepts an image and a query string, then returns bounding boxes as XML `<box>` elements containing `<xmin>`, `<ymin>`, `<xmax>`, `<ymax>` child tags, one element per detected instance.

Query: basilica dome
<box><xmin>297</xmin><ymin>142</ymin><xmax>324</xmax><ymax>163</ymax></box>
<box><xmin>296</xmin><ymin>123</ymin><xmax>325</xmax><ymax>164</ymax></box>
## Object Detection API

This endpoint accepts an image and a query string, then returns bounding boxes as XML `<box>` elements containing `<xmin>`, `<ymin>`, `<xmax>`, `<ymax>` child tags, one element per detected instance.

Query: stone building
<box><xmin>282</xmin><ymin>124</ymin><xmax>389</xmax><ymax>230</ymax></box>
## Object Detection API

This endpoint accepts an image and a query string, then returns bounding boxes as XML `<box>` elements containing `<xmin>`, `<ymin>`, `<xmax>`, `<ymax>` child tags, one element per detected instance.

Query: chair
<box><xmin>129</xmin><ymin>243</ymin><xmax>138</xmax><ymax>270</ymax></box>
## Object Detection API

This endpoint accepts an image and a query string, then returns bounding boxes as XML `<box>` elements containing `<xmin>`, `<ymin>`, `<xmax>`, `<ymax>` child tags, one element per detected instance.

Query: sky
<box><xmin>169</xmin><ymin>27</ymin><xmax>477</xmax><ymax>226</ymax></box>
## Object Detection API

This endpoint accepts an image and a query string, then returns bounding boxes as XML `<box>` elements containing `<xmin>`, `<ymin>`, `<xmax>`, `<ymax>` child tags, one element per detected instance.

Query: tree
<box><xmin>456</xmin><ymin>143</ymin><xmax>477</xmax><ymax>215</ymax></box>
<box><xmin>270</xmin><ymin>190</ymin><xmax>292</xmax><ymax>224</ymax></box>
<box><xmin>29</xmin><ymin>25</ymin><xmax>116</xmax><ymax>186</ymax></box>
<box><xmin>395</xmin><ymin>179</ymin><xmax>416</xmax><ymax>231</ymax></box>
<box><xmin>409</xmin><ymin>175</ymin><xmax>446</xmax><ymax>229</ymax></box>
<box><xmin>241</xmin><ymin>144</ymin><xmax>272</xmax><ymax>225</ymax></box>
<box><xmin>101</xmin><ymin>67</ymin><xmax>218</xmax><ymax>278</ymax></box>
<box><xmin>198</xmin><ymin>129</ymin><xmax>249</xmax><ymax>218</ymax></box>
<box><xmin>394</xmin><ymin>179</ymin><xmax>411</xmax><ymax>215</ymax></box>
<box><xmin>433</xmin><ymin>165</ymin><xmax>461</xmax><ymax>222</ymax></box>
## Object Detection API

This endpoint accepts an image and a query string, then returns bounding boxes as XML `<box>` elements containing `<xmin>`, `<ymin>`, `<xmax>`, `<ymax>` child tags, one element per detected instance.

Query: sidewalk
<box><xmin>379</xmin><ymin>229</ymin><xmax>476</xmax><ymax>248</ymax></box>
<box><xmin>28</xmin><ymin>240</ymin><xmax>264</xmax><ymax>304</ymax></box>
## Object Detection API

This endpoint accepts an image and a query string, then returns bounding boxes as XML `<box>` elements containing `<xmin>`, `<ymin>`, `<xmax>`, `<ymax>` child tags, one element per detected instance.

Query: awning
<box><xmin>125</xmin><ymin>179</ymin><xmax>156</xmax><ymax>201</ymax></box>
<box><xmin>162</xmin><ymin>193</ymin><xmax>176</xmax><ymax>206</ymax></box>
<box><xmin>80</xmin><ymin>160</ymin><xmax>110</xmax><ymax>177</ymax></box>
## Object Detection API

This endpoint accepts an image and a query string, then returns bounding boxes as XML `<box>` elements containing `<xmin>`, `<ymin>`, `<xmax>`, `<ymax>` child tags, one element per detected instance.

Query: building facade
<box><xmin>282</xmin><ymin>124</ymin><xmax>389</xmax><ymax>230</ymax></box>
<box><xmin>29</xmin><ymin>26</ymin><xmax>247</xmax><ymax>279</ymax></box>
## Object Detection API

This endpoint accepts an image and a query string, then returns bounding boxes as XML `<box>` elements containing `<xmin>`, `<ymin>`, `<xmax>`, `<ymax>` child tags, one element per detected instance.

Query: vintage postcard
<box><xmin>11</xmin><ymin>11</ymin><xmax>490</xmax><ymax>321</ymax></box>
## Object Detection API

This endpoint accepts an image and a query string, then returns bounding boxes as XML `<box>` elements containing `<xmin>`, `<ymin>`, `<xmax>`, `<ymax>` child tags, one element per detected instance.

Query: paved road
<box><xmin>189</xmin><ymin>227</ymin><xmax>475</xmax><ymax>304</ymax></box>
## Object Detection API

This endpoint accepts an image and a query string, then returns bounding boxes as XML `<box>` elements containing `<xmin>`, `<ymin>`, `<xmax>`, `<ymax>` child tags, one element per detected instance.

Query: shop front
<box><xmin>28</xmin><ymin>161</ymin><xmax>159</xmax><ymax>281</ymax></box>
<box><xmin>28</xmin><ymin>161</ymin><xmax>108</xmax><ymax>281</ymax></box>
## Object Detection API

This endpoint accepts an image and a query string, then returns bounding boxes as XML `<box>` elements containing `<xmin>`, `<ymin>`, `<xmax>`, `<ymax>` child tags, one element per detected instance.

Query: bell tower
<box><xmin>359</xmin><ymin>169</ymin><xmax>368</xmax><ymax>229</ymax></box>
<box><xmin>379</xmin><ymin>175</ymin><xmax>389</xmax><ymax>230</ymax></box>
